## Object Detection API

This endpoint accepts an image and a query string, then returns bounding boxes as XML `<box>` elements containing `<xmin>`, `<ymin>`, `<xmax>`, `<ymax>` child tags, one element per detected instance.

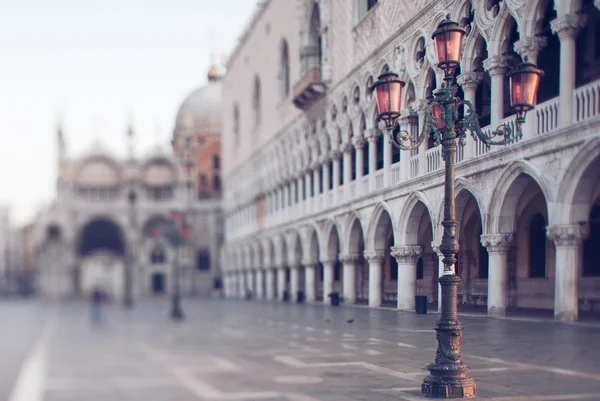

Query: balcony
<box><xmin>293</xmin><ymin>46</ymin><xmax>327</xmax><ymax>109</ymax></box>
<box><xmin>293</xmin><ymin>67</ymin><xmax>326</xmax><ymax>109</ymax></box>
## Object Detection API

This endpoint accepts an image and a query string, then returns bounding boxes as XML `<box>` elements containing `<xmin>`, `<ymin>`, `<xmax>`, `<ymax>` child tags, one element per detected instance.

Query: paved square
<box><xmin>4</xmin><ymin>299</ymin><xmax>600</xmax><ymax>400</ymax></box>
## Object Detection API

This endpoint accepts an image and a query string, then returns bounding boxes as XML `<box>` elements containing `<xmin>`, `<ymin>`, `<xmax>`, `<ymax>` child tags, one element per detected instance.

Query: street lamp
<box><xmin>124</xmin><ymin>189</ymin><xmax>137</xmax><ymax>308</ymax></box>
<box><xmin>150</xmin><ymin>210</ymin><xmax>190</xmax><ymax>321</ymax></box>
<box><xmin>373</xmin><ymin>15</ymin><xmax>542</xmax><ymax>399</ymax></box>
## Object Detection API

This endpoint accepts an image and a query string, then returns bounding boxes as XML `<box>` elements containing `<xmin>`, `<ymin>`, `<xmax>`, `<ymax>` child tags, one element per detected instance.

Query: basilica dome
<box><xmin>173</xmin><ymin>66</ymin><xmax>223</xmax><ymax>138</ymax></box>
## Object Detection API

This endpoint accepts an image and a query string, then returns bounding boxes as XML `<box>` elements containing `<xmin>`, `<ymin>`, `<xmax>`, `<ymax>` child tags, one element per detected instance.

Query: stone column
<box><xmin>365</xmin><ymin>251</ymin><xmax>385</xmax><ymax>307</ymax></box>
<box><xmin>322</xmin><ymin>158</ymin><xmax>331</xmax><ymax>196</ymax></box>
<box><xmin>551</xmin><ymin>14</ymin><xmax>586</xmax><ymax>126</ymax></box>
<box><xmin>330</xmin><ymin>149</ymin><xmax>341</xmax><ymax>204</ymax></box>
<box><xmin>246</xmin><ymin>270</ymin><xmax>254</xmax><ymax>297</ymax></box>
<box><xmin>457</xmin><ymin>72</ymin><xmax>484</xmax><ymax>159</ymax></box>
<box><xmin>367</xmin><ymin>129</ymin><xmax>378</xmax><ymax>191</ymax></box>
<box><xmin>312</xmin><ymin>163</ymin><xmax>321</xmax><ymax>197</ymax></box>
<box><xmin>483</xmin><ymin>56</ymin><xmax>507</xmax><ymax>127</ymax></box>
<box><xmin>547</xmin><ymin>224</ymin><xmax>589</xmax><ymax>322</ymax></box>
<box><xmin>431</xmin><ymin>242</ymin><xmax>444</xmax><ymax>312</ymax></box>
<box><xmin>354</xmin><ymin>137</ymin><xmax>365</xmax><ymax>187</ymax></box>
<box><xmin>290</xmin><ymin>264</ymin><xmax>299</xmax><ymax>302</ymax></box>
<box><xmin>304</xmin><ymin>262</ymin><xmax>317</xmax><ymax>303</ymax></box>
<box><xmin>322</xmin><ymin>259</ymin><xmax>335</xmax><ymax>304</ymax></box>
<box><xmin>305</xmin><ymin>169</ymin><xmax>313</xmax><ymax>210</ymax></box>
<box><xmin>391</xmin><ymin>245</ymin><xmax>423</xmax><ymax>310</ymax></box>
<box><xmin>342</xmin><ymin>142</ymin><xmax>353</xmax><ymax>196</ymax></box>
<box><xmin>481</xmin><ymin>233</ymin><xmax>514</xmax><ymax>317</ymax></box>
<box><xmin>277</xmin><ymin>266</ymin><xmax>286</xmax><ymax>301</ymax></box>
<box><xmin>383</xmin><ymin>130</ymin><xmax>391</xmax><ymax>186</ymax></box>
<box><xmin>255</xmin><ymin>269</ymin><xmax>264</xmax><ymax>299</ymax></box>
<box><xmin>265</xmin><ymin>268</ymin><xmax>275</xmax><ymax>300</ymax></box>
<box><xmin>339</xmin><ymin>253</ymin><xmax>359</xmax><ymax>304</ymax></box>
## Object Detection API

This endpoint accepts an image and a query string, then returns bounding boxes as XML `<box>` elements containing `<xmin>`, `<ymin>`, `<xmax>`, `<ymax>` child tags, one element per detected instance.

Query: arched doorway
<box><xmin>346</xmin><ymin>217</ymin><xmax>366</xmax><ymax>305</ymax></box>
<box><xmin>77</xmin><ymin>218</ymin><xmax>125</xmax><ymax>301</ymax></box>
<box><xmin>498</xmin><ymin>173</ymin><xmax>554</xmax><ymax>312</ymax></box>
<box><xmin>455</xmin><ymin>189</ymin><xmax>488</xmax><ymax>310</ymax></box>
<box><xmin>403</xmin><ymin>199</ymin><xmax>436</xmax><ymax>308</ymax></box>
<box><xmin>369</xmin><ymin>206</ymin><xmax>395</xmax><ymax>307</ymax></box>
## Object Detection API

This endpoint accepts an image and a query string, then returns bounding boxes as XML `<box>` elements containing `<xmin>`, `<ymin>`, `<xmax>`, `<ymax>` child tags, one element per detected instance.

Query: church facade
<box><xmin>34</xmin><ymin>68</ymin><xmax>224</xmax><ymax>301</ymax></box>
<box><xmin>221</xmin><ymin>0</ymin><xmax>600</xmax><ymax>322</ymax></box>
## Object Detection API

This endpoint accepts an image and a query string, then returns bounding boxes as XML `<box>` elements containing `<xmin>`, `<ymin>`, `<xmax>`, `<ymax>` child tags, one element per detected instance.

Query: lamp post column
<box><xmin>364</xmin><ymin>251</ymin><xmax>384</xmax><ymax>308</ymax></box>
<box><xmin>171</xmin><ymin>244</ymin><xmax>184</xmax><ymax>320</ymax></box>
<box><xmin>421</xmin><ymin>120</ymin><xmax>475</xmax><ymax>398</ymax></box>
<box><xmin>481</xmin><ymin>233</ymin><xmax>514</xmax><ymax>317</ymax></box>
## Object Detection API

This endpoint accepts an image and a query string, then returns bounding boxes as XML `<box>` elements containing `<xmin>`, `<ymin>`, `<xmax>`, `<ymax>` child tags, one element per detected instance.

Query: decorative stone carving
<box><xmin>546</xmin><ymin>224</ymin><xmax>589</xmax><ymax>246</ymax></box>
<box><xmin>480</xmin><ymin>233</ymin><xmax>514</xmax><ymax>253</ymax></box>
<box><xmin>514</xmin><ymin>37</ymin><xmax>547</xmax><ymax>65</ymax></box>
<box><xmin>329</xmin><ymin>149</ymin><xmax>341</xmax><ymax>160</ymax></box>
<box><xmin>353</xmin><ymin>136</ymin><xmax>366</xmax><ymax>149</ymax></box>
<box><xmin>457</xmin><ymin>72</ymin><xmax>484</xmax><ymax>92</ymax></box>
<box><xmin>483</xmin><ymin>56</ymin><xmax>507</xmax><ymax>76</ymax></box>
<box><xmin>363</xmin><ymin>250</ymin><xmax>385</xmax><ymax>262</ymax></box>
<box><xmin>339</xmin><ymin>252</ymin><xmax>361</xmax><ymax>263</ymax></box>
<box><xmin>366</xmin><ymin>128</ymin><xmax>380</xmax><ymax>141</ymax></box>
<box><xmin>551</xmin><ymin>13</ymin><xmax>587</xmax><ymax>40</ymax></box>
<box><xmin>390</xmin><ymin>245</ymin><xmax>423</xmax><ymax>263</ymax></box>
<box><xmin>410</xmin><ymin>98</ymin><xmax>429</xmax><ymax>115</ymax></box>
<box><xmin>341</xmin><ymin>142</ymin><xmax>354</xmax><ymax>153</ymax></box>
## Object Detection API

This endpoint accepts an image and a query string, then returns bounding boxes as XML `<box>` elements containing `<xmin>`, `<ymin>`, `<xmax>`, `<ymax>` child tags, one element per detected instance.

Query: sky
<box><xmin>0</xmin><ymin>0</ymin><xmax>258</xmax><ymax>226</ymax></box>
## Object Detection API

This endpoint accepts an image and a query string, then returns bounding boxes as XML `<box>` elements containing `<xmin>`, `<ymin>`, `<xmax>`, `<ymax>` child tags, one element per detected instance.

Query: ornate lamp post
<box><xmin>150</xmin><ymin>210</ymin><xmax>190</xmax><ymax>321</ymax></box>
<box><xmin>124</xmin><ymin>189</ymin><xmax>137</xmax><ymax>308</ymax></box>
<box><xmin>372</xmin><ymin>16</ymin><xmax>542</xmax><ymax>399</ymax></box>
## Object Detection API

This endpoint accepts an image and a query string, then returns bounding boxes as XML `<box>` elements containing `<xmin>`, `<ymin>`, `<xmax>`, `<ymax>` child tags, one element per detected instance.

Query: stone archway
<box><xmin>366</xmin><ymin>205</ymin><xmax>395</xmax><ymax>308</ymax></box>
<box><xmin>322</xmin><ymin>222</ymin><xmax>341</xmax><ymax>305</ymax></box>
<box><xmin>345</xmin><ymin>217</ymin><xmax>366</xmax><ymax>304</ymax></box>
<box><xmin>77</xmin><ymin>217</ymin><xmax>126</xmax><ymax>301</ymax></box>
<box><xmin>498</xmin><ymin>173</ymin><xmax>554</xmax><ymax>312</ymax></box>
<box><xmin>455</xmin><ymin>189</ymin><xmax>488</xmax><ymax>310</ymax></box>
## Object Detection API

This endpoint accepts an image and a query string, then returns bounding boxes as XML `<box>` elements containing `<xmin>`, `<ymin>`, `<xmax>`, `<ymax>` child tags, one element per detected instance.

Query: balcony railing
<box><xmin>390</xmin><ymin>163</ymin><xmax>401</xmax><ymax>185</ymax></box>
<box><xmin>292</xmin><ymin>66</ymin><xmax>327</xmax><ymax>110</ymax></box>
<box><xmin>574</xmin><ymin>80</ymin><xmax>600</xmax><ymax>122</ymax></box>
<box><xmin>426</xmin><ymin>147</ymin><xmax>441</xmax><ymax>173</ymax></box>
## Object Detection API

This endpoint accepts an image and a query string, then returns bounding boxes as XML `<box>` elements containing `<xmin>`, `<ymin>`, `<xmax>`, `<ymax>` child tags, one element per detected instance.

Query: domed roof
<box><xmin>174</xmin><ymin>66</ymin><xmax>223</xmax><ymax>138</ymax></box>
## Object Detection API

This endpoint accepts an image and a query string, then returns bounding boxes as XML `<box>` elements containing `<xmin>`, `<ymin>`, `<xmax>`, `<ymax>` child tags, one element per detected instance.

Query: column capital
<box><xmin>514</xmin><ymin>37</ymin><xmax>548</xmax><ymax>65</ymax></box>
<box><xmin>410</xmin><ymin>98</ymin><xmax>429</xmax><ymax>114</ymax></box>
<box><xmin>483</xmin><ymin>56</ymin><xmax>507</xmax><ymax>76</ymax></box>
<box><xmin>551</xmin><ymin>13</ymin><xmax>587</xmax><ymax>40</ymax></box>
<box><xmin>301</xmin><ymin>258</ymin><xmax>318</xmax><ymax>267</ymax></box>
<box><xmin>457</xmin><ymin>72</ymin><xmax>485</xmax><ymax>92</ymax></box>
<box><xmin>366</xmin><ymin>128</ymin><xmax>380</xmax><ymax>141</ymax></box>
<box><xmin>311</xmin><ymin>160</ymin><xmax>321</xmax><ymax>171</ymax></box>
<box><xmin>320</xmin><ymin>258</ymin><xmax>337</xmax><ymax>266</ymax></box>
<box><xmin>546</xmin><ymin>224</ymin><xmax>589</xmax><ymax>246</ymax></box>
<box><xmin>430</xmin><ymin>241</ymin><xmax>443</xmax><ymax>257</ymax></box>
<box><xmin>353</xmin><ymin>136</ymin><xmax>366</xmax><ymax>149</ymax></box>
<box><xmin>390</xmin><ymin>245</ymin><xmax>423</xmax><ymax>263</ymax></box>
<box><xmin>339</xmin><ymin>252</ymin><xmax>361</xmax><ymax>263</ymax></box>
<box><xmin>364</xmin><ymin>250</ymin><xmax>385</xmax><ymax>263</ymax></box>
<box><xmin>341</xmin><ymin>142</ymin><xmax>354</xmax><ymax>153</ymax></box>
<box><xmin>329</xmin><ymin>149</ymin><xmax>341</xmax><ymax>160</ymax></box>
<box><xmin>480</xmin><ymin>233</ymin><xmax>514</xmax><ymax>253</ymax></box>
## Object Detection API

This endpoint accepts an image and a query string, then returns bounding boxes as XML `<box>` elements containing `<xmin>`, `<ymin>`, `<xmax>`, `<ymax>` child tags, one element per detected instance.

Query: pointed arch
<box><xmin>342</xmin><ymin>210</ymin><xmax>365</xmax><ymax>254</ymax></box>
<box><xmin>487</xmin><ymin>160</ymin><xmax>553</xmax><ymax>234</ymax></box>
<box><xmin>556</xmin><ymin>137</ymin><xmax>600</xmax><ymax>225</ymax></box>
<box><xmin>366</xmin><ymin>201</ymin><xmax>397</xmax><ymax>251</ymax></box>
<box><xmin>398</xmin><ymin>192</ymin><xmax>434</xmax><ymax>245</ymax></box>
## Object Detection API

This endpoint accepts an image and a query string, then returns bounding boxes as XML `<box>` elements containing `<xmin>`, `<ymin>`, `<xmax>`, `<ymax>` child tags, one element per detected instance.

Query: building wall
<box><xmin>221</xmin><ymin>0</ymin><xmax>600</xmax><ymax>322</ymax></box>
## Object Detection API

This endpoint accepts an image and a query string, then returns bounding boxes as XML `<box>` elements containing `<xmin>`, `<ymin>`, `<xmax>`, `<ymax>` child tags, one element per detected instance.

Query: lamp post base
<box><xmin>422</xmin><ymin>370</ymin><xmax>476</xmax><ymax>398</ymax></box>
<box><xmin>170</xmin><ymin>298</ymin><xmax>185</xmax><ymax>321</ymax></box>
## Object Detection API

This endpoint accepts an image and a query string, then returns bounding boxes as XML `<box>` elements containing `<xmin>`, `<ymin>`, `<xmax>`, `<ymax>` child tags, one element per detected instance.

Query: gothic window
<box><xmin>319</xmin><ymin>166</ymin><xmax>324</xmax><ymax>193</ymax></box>
<box><xmin>583</xmin><ymin>203</ymin><xmax>600</xmax><ymax>277</ymax></box>
<box><xmin>415</xmin><ymin>37</ymin><xmax>426</xmax><ymax>69</ymax></box>
<box><xmin>576</xmin><ymin>0</ymin><xmax>600</xmax><ymax>87</ymax></box>
<box><xmin>529</xmin><ymin>213</ymin><xmax>547</xmax><ymax>278</ymax></box>
<box><xmin>233</xmin><ymin>104</ymin><xmax>240</xmax><ymax>145</ymax></box>
<box><xmin>213</xmin><ymin>155</ymin><xmax>220</xmax><ymax>169</ymax></box>
<box><xmin>353</xmin><ymin>86</ymin><xmax>360</xmax><ymax>104</ymax></box>
<box><xmin>357</xmin><ymin>0</ymin><xmax>378</xmax><ymax>22</ymax></box>
<box><xmin>536</xmin><ymin>1</ymin><xmax>560</xmax><ymax>104</ymax></box>
<box><xmin>280</xmin><ymin>39</ymin><xmax>291</xmax><ymax>99</ymax></box>
<box><xmin>213</xmin><ymin>174</ymin><xmax>221</xmax><ymax>191</ymax></box>
<box><xmin>339</xmin><ymin>155</ymin><xmax>344</xmax><ymax>185</ymax></box>
<box><xmin>351</xmin><ymin>147</ymin><xmax>357</xmax><ymax>181</ymax></box>
<box><xmin>328</xmin><ymin>160</ymin><xmax>334</xmax><ymax>189</ymax></box>
<box><xmin>151</xmin><ymin>245</ymin><xmax>166</xmax><ymax>264</ymax></box>
<box><xmin>196</xmin><ymin>249</ymin><xmax>211</xmax><ymax>271</ymax></box>
<box><xmin>253</xmin><ymin>76</ymin><xmax>261</xmax><ymax>128</ymax></box>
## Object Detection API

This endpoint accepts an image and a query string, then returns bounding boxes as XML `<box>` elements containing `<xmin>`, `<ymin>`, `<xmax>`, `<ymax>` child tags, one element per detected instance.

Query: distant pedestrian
<box><xmin>90</xmin><ymin>286</ymin><xmax>105</xmax><ymax>324</ymax></box>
